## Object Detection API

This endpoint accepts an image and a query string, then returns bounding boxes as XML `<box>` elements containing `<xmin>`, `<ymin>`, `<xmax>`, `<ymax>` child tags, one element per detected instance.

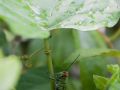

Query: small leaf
<box><xmin>107</xmin><ymin>65</ymin><xmax>119</xmax><ymax>89</ymax></box>
<box><xmin>107</xmin><ymin>65</ymin><xmax>119</xmax><ymax>74</ymax></box>
<box><xmin>94</xmin><ymin>64</ymin><xmax>120</xmax><ymax>90</ymax></box>
<box><xmin>93</xmin><ymin>75</ymin><xmax>108</xmax><ymax>90</ymax></box>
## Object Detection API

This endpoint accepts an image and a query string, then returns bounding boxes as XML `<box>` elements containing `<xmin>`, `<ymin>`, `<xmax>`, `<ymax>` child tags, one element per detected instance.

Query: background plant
<box><xmin>0</xmin><ymin>0</ymin><xmax>120</xmax><ymax>90</ymax></box>
<box><xmin>94</xmin><ymin>64</ymin><xmax>120</xmax><ymax>90</ymax></box>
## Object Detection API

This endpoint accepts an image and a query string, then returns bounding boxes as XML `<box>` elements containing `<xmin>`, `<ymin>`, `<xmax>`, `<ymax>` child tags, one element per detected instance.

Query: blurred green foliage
<box><xmin>94</xmin><ymin>64</ymin><xmax>120</xmax><ymax>90</ymax></box>
<box><xmin>0</xmin><ymin>52</ymin><xmax>22</xmax><ymax>90</ymax></box>
<box><xmin>0</xmin><ymin>0</ymin><xmax>120</xmax><ymax>90</ymax></box>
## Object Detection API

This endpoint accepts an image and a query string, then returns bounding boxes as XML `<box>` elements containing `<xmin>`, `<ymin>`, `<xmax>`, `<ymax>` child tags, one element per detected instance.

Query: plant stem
<box><xmin>44</xmin><ymin>37</ymin><xmax>55</xmax><ymax>90</ymax></box>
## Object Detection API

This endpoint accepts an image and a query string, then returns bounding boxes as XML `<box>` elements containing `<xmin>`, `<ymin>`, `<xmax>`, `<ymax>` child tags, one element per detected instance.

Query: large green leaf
<box><xmin>0</xmin><ymin>0</ymin><xmax>50</xmax><ymax>39</ymax></box>
<box><xmin>0</xmin><ymin>55</ymin><xmax>22</xmax><ymax>90</ymax></box>
<box><xmin>23</xmin><ymin>0</ymin><xmax>120</xmax><ymax>31</ymax></box>
<box><xmin>0</xmin><ymin>0</ymin><xmax>119</xmax><ymax>39</ymax></box>
<box><xmin>17</xmin><ymin>67</ymin><xmax>50</xmax><ymax>90</ymax></box>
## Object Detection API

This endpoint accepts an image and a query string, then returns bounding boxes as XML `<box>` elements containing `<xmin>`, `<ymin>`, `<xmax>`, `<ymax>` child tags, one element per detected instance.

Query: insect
<box><xmin>55</xmin><ymin>54</ymin><xmax>80</xmax><ymax>90</ymax></box>
<box><xmin>21</xmin><ymin>47</ymin><xmax>80</xmax><ymax>90</ymax></box>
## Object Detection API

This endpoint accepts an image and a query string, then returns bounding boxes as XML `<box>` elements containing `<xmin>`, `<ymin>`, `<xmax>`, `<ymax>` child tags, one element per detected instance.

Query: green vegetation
<box><xmin>0</xmin><ymin>0</ymin><xmax>120</xmax><ymax>90</ymax></box>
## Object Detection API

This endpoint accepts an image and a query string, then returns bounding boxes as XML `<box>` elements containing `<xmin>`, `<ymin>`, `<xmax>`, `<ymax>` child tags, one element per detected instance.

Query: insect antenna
<box><xmin>29</xmin><ymin>47</ymin><xmax>44</xmax><ymax>58</ymax></box>
<box><xmin>65</xmin><ymin>54</ymin><xmax>80</xmax><ymax>71</ymax></box>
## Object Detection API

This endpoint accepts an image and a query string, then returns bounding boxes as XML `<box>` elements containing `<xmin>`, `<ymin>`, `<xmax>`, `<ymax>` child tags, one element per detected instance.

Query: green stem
<box><xmin>44</xmin><ymin>38</ymin><xmax>55</xmax><ymax>90</ymax></box>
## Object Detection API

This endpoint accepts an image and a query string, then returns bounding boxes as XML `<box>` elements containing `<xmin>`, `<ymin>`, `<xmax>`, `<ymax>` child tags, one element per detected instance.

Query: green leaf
<box><xmin>0</xmin><ymin>0</ymin><xmax>119</xmax><ymax>40</ymax></box>
<box><xmin>107</xmin><ymin>65</ymin><xmax>119</xmax><ymax>74</ymax></box>
<box><xmin>23</xmin><ymin>0</ymin><xmax>119</xmax><ymax>31</ymax></box>
<box><xmin>17</xmin><ymin>67</ymin><xmax>50</xmax><ymax>90</ymax></box>
<box><xmin>0</xmin><ymin>0</ymin><xmax>50</xmax><ymax>39</ymax></box>
<box><xmin>93</xmin><ymin>75</ymin><xmax>108</xmax><ymax>90</ymax></box>
<box><xmin>94</xmin><ymin>64</ymin><xmax>120</xmax><ymax>90</ymax></box>
<box><xmin>0</xmin><ymin>55</ymin><xmax>22</xmax><ymax>90</ymax></box>
<box><xmin>107</xmin><ymin>65</ymin><xmax>120</xmax><ymax>89</ymax></box>
<box><xmin>65</xmin><ymin>48</ymin><xmax>120</xmax><ymax>64</ymax></box>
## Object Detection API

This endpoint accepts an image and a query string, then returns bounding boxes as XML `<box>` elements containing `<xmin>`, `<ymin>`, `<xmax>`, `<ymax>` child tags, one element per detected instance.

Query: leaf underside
<box><xmin>0</xmin><ymin>0</ymin><xmax>120</xmax><ymax>39</ymax></box>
